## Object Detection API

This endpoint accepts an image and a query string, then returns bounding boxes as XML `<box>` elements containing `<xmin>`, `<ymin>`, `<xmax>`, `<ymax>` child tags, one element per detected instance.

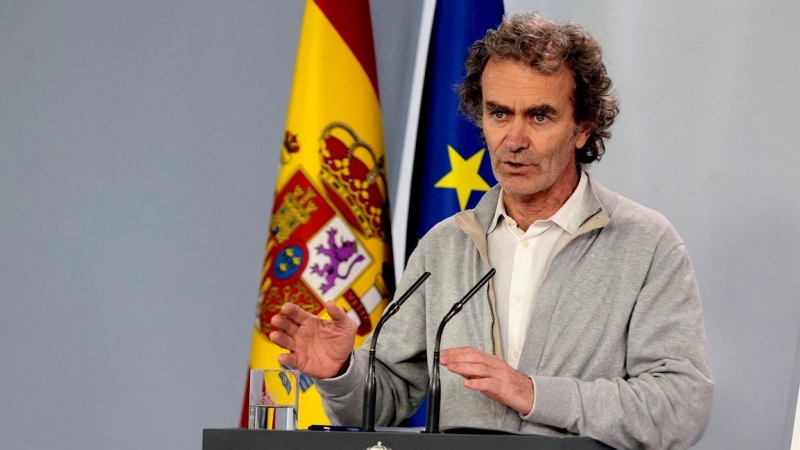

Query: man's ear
<box><xmin>575</xmin><ymin>125</ymin><xmax>592</xmax><ymax>149</ymax></box>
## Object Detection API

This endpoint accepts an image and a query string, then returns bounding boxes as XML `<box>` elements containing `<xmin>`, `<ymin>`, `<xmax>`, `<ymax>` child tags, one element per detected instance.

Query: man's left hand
<box><xmin>440</xmin><ymin>346</ymin><xmax>534</xmax><ymax>415</ymax></box>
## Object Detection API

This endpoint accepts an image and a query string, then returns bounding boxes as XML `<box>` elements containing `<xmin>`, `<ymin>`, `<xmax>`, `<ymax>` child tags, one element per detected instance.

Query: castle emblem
<box><xmin>271</xmin><ymin>185</ymin><xmax>318</xmax><ymax>244</ymax></box>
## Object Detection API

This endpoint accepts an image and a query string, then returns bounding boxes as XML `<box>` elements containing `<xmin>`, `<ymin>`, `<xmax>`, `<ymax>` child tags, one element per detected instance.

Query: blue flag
<box><xmin>403</xmin><ymin>0</ymin><xmax>504</xmax><ymax>427</ymax></box>
<box><xmin>406</xmin><ymin>0</ymin><xmax>504</xmax><ymax>259</ymax></box>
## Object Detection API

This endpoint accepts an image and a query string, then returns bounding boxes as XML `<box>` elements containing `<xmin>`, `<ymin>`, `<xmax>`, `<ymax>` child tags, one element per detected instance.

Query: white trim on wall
<box><xmin>391</xmin><ymin>0</ymin><xmax>436</xmax><ymax>282</ymax></box>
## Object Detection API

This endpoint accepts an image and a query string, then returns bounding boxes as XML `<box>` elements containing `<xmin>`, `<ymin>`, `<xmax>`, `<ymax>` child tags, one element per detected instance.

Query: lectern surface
<box><xmin>202</xmin><ymin>428</ymin><xmax>614</xmax><ymax>450</ymax></box>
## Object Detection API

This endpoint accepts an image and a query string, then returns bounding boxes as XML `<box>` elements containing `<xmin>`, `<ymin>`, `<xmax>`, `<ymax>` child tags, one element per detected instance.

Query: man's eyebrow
<box><xmin>484</xmin><ymin>101</ymin><xmax>508</xmax><ymax>111</ymax></box>
<box><xmin>525</xmin><ymin>104</ymin><xmax>559</xmax><ymax>117</ymax></box>
<box><xmin>483</xmin><ymin>101</ymin><xmax>561</xmax><ymax>118</ymax></box>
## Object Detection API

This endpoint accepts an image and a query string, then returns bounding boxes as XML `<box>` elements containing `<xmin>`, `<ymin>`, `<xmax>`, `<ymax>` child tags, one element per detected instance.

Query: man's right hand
<box><xmin>268</xmin><ymin>300</ymin><xmax>357</xmax><ymax>379</ymax></box>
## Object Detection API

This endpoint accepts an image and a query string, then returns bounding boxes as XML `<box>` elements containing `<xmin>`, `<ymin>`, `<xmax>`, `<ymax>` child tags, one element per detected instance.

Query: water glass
<box><xmin>248</xmin><ymin>368</ymin><xmax>299</xmax><ymax>430</ymax></box>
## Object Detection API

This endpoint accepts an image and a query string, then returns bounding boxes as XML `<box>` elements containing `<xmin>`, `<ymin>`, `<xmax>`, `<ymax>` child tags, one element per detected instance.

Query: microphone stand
<box><xmin>423</xmin><ymin>269</ymin><xmax>495</xmax><ymax>434</ymax></box>
<box><xmin>361</xmin><ymin>271</ymin><xmax>431</xmax><ymax>431</ymax></box>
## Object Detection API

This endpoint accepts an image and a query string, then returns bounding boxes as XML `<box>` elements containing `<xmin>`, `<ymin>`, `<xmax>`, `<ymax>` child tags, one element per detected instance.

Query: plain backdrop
<box><xmin>1</xmin><ymin>1</ymin><xmax>799</xmax><ymax>449</ymax></box>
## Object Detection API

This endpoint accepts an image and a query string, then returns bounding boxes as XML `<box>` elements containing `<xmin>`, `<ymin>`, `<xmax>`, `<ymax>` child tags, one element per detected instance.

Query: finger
<box><xmin>441</xmin><ymin>346</ymin><xmax>495</xmax><ymax>365</ymax></box>
<box><xmin>445</xmin><ymin>361</ymin><xmax>494</xmax><ymax>379</ymax></box>
<box><xmin>441</xmin><ymin>346</ymin><xmax>481</xmax><ymax>360</ymax></box>
<box><xmin>324</xmin><ymin>300</ymin><xmax>349</xmax><ymax>323</ymax></box>
<box><xmin>281</xmin><ymin>302</ymin><xmax>312</xmax><ymax>324</ymax></box>
<box><xmin>462</xmin><ymin>376</ymin><xmax>503</xmax><ymax>394</ymax></box>
<box><xmin>271</xmin><ymin>314</ymin><xmax>300</xmax><ymax>336</ymax></box>
<box><xmin>268</xmin><ymin>330</ymin><xmax>296</xmax><ymax>352</ymax></box>
<box><xmin>276</xmin><ymin>352</ymin><xmax>298</xmax><ymax>368</ymax></box>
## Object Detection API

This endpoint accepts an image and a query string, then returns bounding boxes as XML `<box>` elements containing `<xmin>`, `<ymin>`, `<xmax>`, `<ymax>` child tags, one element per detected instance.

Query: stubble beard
<box><xmin>492</xmin><ymin>165</ymin><xmax>553</xmax><ymax>200</ymax></box>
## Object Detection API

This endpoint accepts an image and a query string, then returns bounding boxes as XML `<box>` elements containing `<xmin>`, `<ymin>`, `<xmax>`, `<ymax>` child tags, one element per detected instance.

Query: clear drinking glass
<box><xmin>248</xmin><ymin>368</ymin><xmax>299</xmax><ymax>430</ymax></box>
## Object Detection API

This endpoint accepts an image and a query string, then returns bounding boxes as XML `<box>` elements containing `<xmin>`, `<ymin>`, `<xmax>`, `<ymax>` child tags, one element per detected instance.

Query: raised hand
<box><xmin>269</xmin><ymin>300</ymin><xmax>357</xmax><ymax>379</ymax></box>
<box><xmin>440</xmin><ymin>346</ymin><xmax>535</xmax><ymax>415</ymax></box>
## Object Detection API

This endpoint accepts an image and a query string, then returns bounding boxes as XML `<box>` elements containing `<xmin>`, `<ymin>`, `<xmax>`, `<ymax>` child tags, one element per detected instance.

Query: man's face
<box><xmin>481</xmin><ymin>58</ymin><xmax>591</xmax><ymax>201</ymax></box>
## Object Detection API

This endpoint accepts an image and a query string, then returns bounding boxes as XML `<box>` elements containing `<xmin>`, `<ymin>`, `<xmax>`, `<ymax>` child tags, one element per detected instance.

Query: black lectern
<box><xmin>202</xmin><ymin>428</ymin><xmax>614</xmax><ymax>450</ymax></box>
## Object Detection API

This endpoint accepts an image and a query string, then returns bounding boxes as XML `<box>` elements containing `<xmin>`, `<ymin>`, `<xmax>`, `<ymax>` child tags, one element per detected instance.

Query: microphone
<box><xmin>361</xmin><ymin>271</ymin><xmax>431</xmax><ymax>431</ymax></box>
<box><xmin>423</xmin><ymin>268</ymin><xmax>496</xmax><ymax>434</ymax></box>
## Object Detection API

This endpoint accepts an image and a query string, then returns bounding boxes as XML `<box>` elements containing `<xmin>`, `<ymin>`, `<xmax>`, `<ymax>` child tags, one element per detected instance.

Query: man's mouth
<box><xmin>504</xmin><ymin>161</ymin><xmax>533</xmax><ymax>168</ymax></box>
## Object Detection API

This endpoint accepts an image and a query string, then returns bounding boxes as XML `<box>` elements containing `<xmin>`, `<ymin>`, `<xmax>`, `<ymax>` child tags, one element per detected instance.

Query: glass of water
<box><xmin>248</xmin><ymin>368</ymin><xmax>299</xmax><ymax>430</ymax></box>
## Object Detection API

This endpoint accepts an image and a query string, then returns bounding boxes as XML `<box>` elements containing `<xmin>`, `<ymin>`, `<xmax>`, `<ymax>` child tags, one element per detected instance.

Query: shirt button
<box><xmin>522</xmin><ymin>240</ymin><xmax>529</xmax><ymax>247</ymax></box>
<box><xmin>515</xmin><ymin>293</ymin><xmax>522</xmax><ymax>301</ymax></box>
<box><xmin>512</xmin><ymin>350</ymin><xmax>520</xmax><ymax>358</ymax></box>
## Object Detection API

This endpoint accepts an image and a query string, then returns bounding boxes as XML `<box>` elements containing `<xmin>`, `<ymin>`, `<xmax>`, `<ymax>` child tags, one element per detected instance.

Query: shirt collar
<box><xmin>488</xmin><ymin>170</ymin><xmax>593</xmax><ymax>235</ymax></box>
<box><xmin>488</xmin><ymin>191</ymin><xmax>508</xmax><ymax>234</ymax></box>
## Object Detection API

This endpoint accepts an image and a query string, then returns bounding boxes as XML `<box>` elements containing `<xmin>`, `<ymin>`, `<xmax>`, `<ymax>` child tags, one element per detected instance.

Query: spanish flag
<box><xmin>240</xmin><ymin>0</ymin><xmax>393</xmax><ymax>428</ymax></box>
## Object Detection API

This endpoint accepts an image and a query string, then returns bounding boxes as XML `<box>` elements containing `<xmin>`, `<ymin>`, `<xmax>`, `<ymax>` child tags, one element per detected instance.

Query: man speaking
<box><xmin>268</xmin><ymin>12</ymin><xmax>713</xmax><ymax>450</ymax></box>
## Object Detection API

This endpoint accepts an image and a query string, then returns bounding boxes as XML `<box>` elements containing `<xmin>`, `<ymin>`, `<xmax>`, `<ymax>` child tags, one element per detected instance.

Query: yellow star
<box><xmin>434</xmin><ymin>145</ymin><xmax>491</xmax><ymax>210</ymax></box>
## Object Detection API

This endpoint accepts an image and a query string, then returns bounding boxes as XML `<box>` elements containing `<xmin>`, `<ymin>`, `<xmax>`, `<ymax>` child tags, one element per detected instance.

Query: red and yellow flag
<box><xmin>240</xmin><ymin>0</ymin><xmax>394</xmax><ymax>428</ymax></box>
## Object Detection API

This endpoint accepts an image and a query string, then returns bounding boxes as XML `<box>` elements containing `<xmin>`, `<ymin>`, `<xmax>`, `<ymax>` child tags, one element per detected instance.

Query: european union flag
<box><xmin>402</xmin><ymin>0</ymin><xmax>504</xmax><ymax>427</ymax></box>
<box><xmin>406</xmin><ymin>0</ymin><xmax>504</xmax><ymax>261</ymax></box>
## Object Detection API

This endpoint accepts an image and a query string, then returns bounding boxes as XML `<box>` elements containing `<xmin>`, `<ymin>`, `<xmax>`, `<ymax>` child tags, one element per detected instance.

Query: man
<box><xmin>269</xmin><ymin>12</ymin><xmax>713</xmax><ymax>450</ymax></box>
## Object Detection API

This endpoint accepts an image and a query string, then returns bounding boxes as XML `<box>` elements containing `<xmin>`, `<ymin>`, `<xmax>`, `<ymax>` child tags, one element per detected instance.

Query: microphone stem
<box><xmin>361</xmin><ymin>271</ymin><xmax>430</xmax><ymax>431</ymax></box>
<box><xmin>362</xmin><ymin>349</ymin><xmax>377</xmax><ymax>431</ymax></box>
<box><xmin>425</xmin><ymin>350</ymin><xmax>441</xmax><ymax>433</ymax></box>
<box><xmin>423</xmin><ymin>268</ymin><xmax>495</xmax><ymax>434</ymax></box>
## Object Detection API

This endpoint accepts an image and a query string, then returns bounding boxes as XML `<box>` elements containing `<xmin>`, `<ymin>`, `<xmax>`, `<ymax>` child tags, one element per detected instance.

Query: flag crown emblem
<box><xmin>318</xmin><ymin>122</ymin><xmax>387</xmax><ymax>241</ymax></box>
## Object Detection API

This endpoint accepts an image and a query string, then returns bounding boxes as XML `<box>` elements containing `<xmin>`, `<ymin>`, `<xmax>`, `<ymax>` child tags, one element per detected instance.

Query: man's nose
<box><xmin>505</xmin><ymin>117</ymin><xmax>530</xmax><ymax>153</ymax></box>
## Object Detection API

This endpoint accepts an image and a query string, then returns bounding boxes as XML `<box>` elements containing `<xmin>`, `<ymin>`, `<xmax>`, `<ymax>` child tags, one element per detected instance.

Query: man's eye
<box><xmin>492</xmin><ymin>111</ymin><xmax>506</xmax><ymax>119</ymax></box>
<box><xmin>533</xmin><ymin>114</ymin><xmax>548</xmax><ymax>122</ymax></box>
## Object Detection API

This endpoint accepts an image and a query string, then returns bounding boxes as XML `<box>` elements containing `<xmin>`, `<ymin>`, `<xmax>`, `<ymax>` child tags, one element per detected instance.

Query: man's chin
<box><xmin>498</xmin><ymin>181</ymin><xmax>546</xmax><ymax>199</ymax></box>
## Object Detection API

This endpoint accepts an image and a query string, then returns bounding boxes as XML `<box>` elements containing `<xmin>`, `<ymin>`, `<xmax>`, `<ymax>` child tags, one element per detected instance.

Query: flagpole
<box><xmin>391</xmin><ymin>0</ymin><xmax>437</xmax><ymax>283</ymax></box>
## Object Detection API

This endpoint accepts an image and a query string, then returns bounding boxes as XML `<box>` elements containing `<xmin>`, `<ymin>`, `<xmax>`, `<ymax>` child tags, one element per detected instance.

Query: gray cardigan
<box><xmin>316</xmin><ymin>177</ymin><xmax>714</xmax><ymax>450</ymax></box>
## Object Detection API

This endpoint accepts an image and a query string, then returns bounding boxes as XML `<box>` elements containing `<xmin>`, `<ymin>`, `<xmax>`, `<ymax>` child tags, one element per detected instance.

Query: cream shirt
<box><xmin>488</xmin><ymin>171</ymin><xmax>593</xmax><ymax>370</ymax></box>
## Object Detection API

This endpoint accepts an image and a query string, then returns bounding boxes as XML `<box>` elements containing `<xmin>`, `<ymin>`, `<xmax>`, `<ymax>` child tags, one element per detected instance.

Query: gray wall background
<box><xmin>1</xmin><ymin>1</ymin><xmax>798</xmax><ymax>449</ymax></box>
